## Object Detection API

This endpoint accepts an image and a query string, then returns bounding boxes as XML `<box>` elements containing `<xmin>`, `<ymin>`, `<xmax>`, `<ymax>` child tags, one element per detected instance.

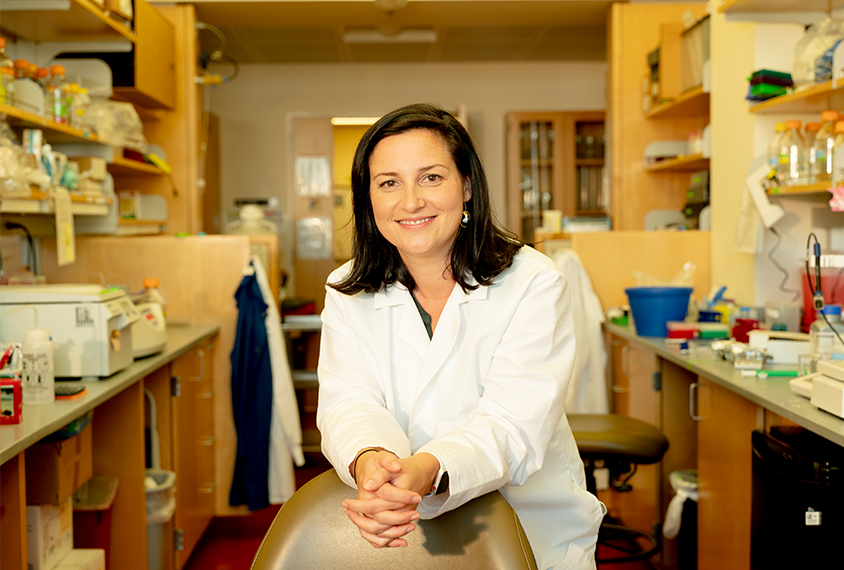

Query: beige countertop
<box><xmin>605</xmin><ymin>322</ymin><xmax>844</xmax><ymax>448</ymax></box>
<box><xmin>0</xmin><ymin>325</ymin><xmax>219</xmax><ymax>465</ymax></box>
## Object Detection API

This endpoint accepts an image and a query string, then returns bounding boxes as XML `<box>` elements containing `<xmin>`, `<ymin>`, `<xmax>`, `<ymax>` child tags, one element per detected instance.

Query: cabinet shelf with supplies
<box><xmin>505</xmin><ymin>110</ymin><xmax>607</xmax><ymax>240</ymax></box>
<box><xmin>748</xmin><ymin>80</ymin><xmax>844</xmax><ymax>114</ymax></box>
<box><xmin>645</xmin><ymin>85</ymin><xmax>710</xmax><ymax>119</ymax></box>
<box><xmin>644</xmin><ymin>153</ymin><xmax>710</xmax><ymax>172</ymax></box>
<box><xmin>0</xmin><ymin>0</ymin><xmax>135</xmax><ymax>43</ymax></box>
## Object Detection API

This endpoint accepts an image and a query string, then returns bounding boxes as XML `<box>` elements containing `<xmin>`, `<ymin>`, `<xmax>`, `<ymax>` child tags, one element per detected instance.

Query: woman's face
<box><xmin>369</xmin><ymin>129</ymin><xmax>471</xmax><ymax>268</ymax></box>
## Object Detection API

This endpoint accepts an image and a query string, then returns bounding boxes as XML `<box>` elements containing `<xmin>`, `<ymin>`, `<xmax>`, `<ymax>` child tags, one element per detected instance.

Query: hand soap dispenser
<box><xmin>7</xmin><ymin>305</ymin><xmax>54</xmax><ymax>404</ymax></box>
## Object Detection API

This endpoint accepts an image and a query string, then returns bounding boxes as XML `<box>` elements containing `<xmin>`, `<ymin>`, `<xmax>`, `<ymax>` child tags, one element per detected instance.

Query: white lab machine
<box><xmin>131</xmin><ymin>301</ymin><xmax>167</xmax><ymax>358</ymax></box>
<box><xmin>0</xmin><ymin>284</ymin><xmax>140</xmax><ymax>379</ymax></box>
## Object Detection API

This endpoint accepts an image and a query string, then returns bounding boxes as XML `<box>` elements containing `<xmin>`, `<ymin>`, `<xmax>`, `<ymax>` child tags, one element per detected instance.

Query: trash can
<box><xmin>663</xmin><ymin>469</ymin><xmax>698</xmax><ymax>570</ymax></box>
<box><xmin>73</xmin><ymin>476</ymin><xmax>119</xmax><ymax>568</ymax></box>
<box><xmin>145</xmin><ymin>469</ymin><xmax>176</xmax><ymax>570</ymax></box>
<box><xmin>751</xmin><ymin>427</ymin><xmax>844</xmax><ymax>569</ymax></box>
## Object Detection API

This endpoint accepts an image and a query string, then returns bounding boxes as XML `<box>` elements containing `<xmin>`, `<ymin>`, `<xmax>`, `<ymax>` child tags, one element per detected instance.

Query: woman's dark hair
<box><xmin>331</xmin><ymin>103</ymin><xmax>522</xmax><ymax>295</ymax></box>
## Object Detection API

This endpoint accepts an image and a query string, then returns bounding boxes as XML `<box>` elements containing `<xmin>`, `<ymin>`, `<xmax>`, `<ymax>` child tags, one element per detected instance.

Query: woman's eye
<box><xmin>424</xmin><ymin>174</ymin><xmax>442</xmax><ymax>182</ymax></box>
<box><xmin>380</xmin><ymin>180</ymin><xmax>398</xmax><ymax>188</ymax></box>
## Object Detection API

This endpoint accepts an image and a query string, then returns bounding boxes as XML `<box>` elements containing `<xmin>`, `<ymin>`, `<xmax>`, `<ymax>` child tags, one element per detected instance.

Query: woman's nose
<box><xmin>402</xmin><ymin>185</ymin><xmax>425</xmax><ymax>210</ymax></box>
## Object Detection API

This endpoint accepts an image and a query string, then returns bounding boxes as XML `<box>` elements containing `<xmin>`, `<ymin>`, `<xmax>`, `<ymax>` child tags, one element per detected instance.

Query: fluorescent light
<box><xmin>343</xmin><ymin>28</ymin><xmax>438</xmax><ymax>44</ymax></box>
<box><xmin>331</xmin><ymin>117</ymin><xmax>380</xmax><ymax>126</ymax></box>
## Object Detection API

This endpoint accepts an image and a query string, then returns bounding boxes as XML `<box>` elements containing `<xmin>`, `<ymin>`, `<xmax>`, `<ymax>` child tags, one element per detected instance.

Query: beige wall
<box><xmin>209</xmin><ymin>61</ymin><xmax>606</xmax><ymax>221</ymax></box>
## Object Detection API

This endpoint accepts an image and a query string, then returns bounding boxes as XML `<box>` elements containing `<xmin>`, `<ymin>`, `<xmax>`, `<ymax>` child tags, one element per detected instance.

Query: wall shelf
<box><xmin>767</xmin><ymin>181</ymin><xmax>832</xmax><ymax>195</ymax></box>
<box><xmin>0</xmin><ymin>0</ymin><xmax>135</xmax><ymax>43</ymax></box>
<box><xmin>644</xmin><ymin>154</ymin><xmax>709</xmax><ymax>172</ymax></box>
<box><xmin>116</xmin><ymin>219</ymin><xmax>166</xmax><ymax>235</ymax></box>
<box><xmin>645</xmin><ymin>86</ymin><xmax>710</xmax><ymax>119</ymax></box>
<box><xmin>748</xmin><ymin>80</ymin><xmax>844</xmax><ymax>114</ymax></box>
<box><xmin>1</xmin><ymin>104</ymin><xmax>99</xmax><ymax>143</ymax></box>
<box><xmin>719</xmin><ymin>0</ymin><xmax>844</xmax><ymax>13</ymax></box>
<box><xmin>1</xmin><ymin>189</ymin><xmax>111</xmax><ymax>215</ymax></box>
<box><xmin>108</xmin><ymin>156</ymin><xmax>163</xmax><ymax>176</ymax></box>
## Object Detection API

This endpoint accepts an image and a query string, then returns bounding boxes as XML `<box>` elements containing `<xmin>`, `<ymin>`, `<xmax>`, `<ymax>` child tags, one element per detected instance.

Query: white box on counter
<box><xmin>54</xmin><ymin>549</ymin><xmax>106</xmax><ymax>570</ymax></box>
<box><xmin>26</xmin><ymin>498</ymin><xmax>73</xmax><ymax>570</ymax></box>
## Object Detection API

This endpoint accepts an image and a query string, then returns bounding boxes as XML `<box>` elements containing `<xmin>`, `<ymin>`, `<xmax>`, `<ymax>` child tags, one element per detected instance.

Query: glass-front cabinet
<box><xmin>506</xmin><ymin>111</ymin><xmax>606</xmax><ymax>240</ymax></box>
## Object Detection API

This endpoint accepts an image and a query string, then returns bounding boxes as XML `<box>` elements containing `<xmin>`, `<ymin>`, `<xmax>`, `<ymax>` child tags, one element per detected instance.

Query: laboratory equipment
<box><xmin>777</xmin><ymin>120</ymin><xmax>809</xmax><ymax>186</ymax></box>
<box><xmin>0</xmin><ymin>284</ymin><xmax>140</xmax><ymax>379</ymax></box>
<box><xmin>809</xmin><ymin>305</ymin><xmax>844</xmax><ymax>360</ymax></box>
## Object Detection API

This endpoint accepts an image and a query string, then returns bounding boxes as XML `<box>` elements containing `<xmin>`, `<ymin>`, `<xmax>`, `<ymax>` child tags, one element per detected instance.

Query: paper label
<box><xmin>806</xmin><ymin>509</ymin><xmax>821</xmax><ymax>526</ymax></box>
<box><xmin>54</xmin><ymin>187</ymin><xmax>76</xmax><ymax>266</ymax></box>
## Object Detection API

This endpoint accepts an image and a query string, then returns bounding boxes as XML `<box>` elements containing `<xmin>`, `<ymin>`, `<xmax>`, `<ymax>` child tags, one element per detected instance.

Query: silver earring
<box><xmin>460</xmin><ymin>204</ymin><xmax>470</xmax><ymax>228</ymax></box>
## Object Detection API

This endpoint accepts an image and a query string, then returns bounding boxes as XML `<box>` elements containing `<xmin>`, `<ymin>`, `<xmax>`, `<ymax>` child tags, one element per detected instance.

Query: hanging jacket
<box><xmin>229</xmin><ymin>269</ymin><xmax>272</xmax><ymax>511</ymax></box>
<box><xmin>249</xmin><ymin>255</ymin><xmax>305</xmax><ymax>503</ymax></box>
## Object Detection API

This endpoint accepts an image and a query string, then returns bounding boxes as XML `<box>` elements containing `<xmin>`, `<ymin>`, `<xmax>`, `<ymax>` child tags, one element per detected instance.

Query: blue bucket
<box><xmin>625</xmin><ymin>286</ymin><xmax>693</xmax><ymax>337</ymax></box>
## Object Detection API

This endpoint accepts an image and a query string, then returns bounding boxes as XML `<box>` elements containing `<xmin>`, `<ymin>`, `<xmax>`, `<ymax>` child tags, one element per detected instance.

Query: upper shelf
<box><xmin>0</xmin><ymin>0</ymin><xmax>135</xmax><ymax>43</ymax></box>
<box><xmin>748</xmin><ymin>80</ymin><xmax>844</xmax><ymax>114</ymax></box>
<box><xmin>767</xmin><ymin>181</ymin><xmax>832</xmax><ymax>196</ymax></box>
<box><xmin>1</xmin><ymin>104</ymin><xmax>98</xmax><ymax>143</ymax></box>
<box><xmin>719</xmin><ymin>0</ymin><xmax>844</xmax><ymax>13</ymax></box>
<box><xmin>645</xmin><ymin>86</ymin><xmax>710</xmax><ymax>119</ymax></box>
<box><xmin>1</xmin><ymin>189</ymin><xmax>111</xmax><ymax>215</ymax></box>
<box><xmin>644</xmin><ymin>154</ymin><xmax>710</xmax><ymax>172</ymax></box>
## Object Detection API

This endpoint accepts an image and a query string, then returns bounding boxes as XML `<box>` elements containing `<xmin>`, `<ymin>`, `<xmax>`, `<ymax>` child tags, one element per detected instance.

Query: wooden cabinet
<box><xmin>604</xmin><ymin>333</ymin><xmax>661</xmax><ymax>537</ymax></box>
<box><xmin>171</xmin><ymin>343</ymin><xmax>216</xmax><ymax>569</ymax></box>
<box><xmin>505</xmin><ymin>111</ymin><xmax>606</xmax><ymax>240</ymax></box>
<box><xmin>696</xmin><ymin>377</ymin><xmax>758</xmax><ymax>570</ymax></box>
<box><xmin>608</xmin><ymin>2</ymin><xmax>709</xmax><ymax>230</ymax></box>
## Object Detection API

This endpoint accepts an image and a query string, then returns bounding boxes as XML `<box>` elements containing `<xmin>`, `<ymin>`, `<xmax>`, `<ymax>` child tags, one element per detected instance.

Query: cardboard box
<box><xmin>25</xmin><ymin>424</ymin><xmax>93</xmax><ymax>505</ymax></box>
<box><xmin>71</xmin><ymin>157</ymin><xmax>107</xmax><ymax>181</ymax></box>
<box><xmin>54</xmin><ymin>549</ymin><xmax>106</xmax><ymax>570</ymax></box>
<box><xmin>26</xmin><ymin>498</ymin><xmax>74</xmax><ymax>570</ymax></box>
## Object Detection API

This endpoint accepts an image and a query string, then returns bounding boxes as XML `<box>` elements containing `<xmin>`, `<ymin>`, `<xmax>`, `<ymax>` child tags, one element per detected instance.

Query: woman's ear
<box><xmin>463</xmin><ymin>180</ymin><xmax>472</xmax><ymax>202</ymax></box>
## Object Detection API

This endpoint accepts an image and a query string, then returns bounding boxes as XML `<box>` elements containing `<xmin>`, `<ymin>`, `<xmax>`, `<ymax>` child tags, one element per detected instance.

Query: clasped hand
<box><xmin>341</xmin><ymin>451</ymin><xmax>439</xmax><ymax>548</ymax></box>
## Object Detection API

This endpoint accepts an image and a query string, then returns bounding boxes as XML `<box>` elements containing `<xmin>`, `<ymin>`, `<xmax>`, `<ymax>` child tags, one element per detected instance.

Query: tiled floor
<box><xmin>184</xmin><ymin>454</ymin><xmax>656</xmax><ymax>570</ymax></box>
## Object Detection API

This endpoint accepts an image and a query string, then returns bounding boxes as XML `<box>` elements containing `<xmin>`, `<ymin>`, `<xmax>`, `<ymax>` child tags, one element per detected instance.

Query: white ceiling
<box><xmin>164</xmin><ymin>1</ymin><xmax>618</xmax><ymax>64</ymax></box>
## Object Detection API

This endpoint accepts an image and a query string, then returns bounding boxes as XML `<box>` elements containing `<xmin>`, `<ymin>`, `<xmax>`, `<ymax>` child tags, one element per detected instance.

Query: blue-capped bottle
<box><xmin>809</xmin><ymin>305</ymin><xmax>844</xmax><ymax>361</ymax></box>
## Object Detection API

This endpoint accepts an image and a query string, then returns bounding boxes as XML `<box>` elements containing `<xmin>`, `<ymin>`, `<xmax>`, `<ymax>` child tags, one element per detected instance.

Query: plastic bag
<box><xmin>793</xmin><ymin>16</ymin><xmax>844</xmax><ymax>89</ymax></box>
<box><xmin>663</xmin><ymin>470</ymin><xmax>698</xmax><ymax>539</ymax></box>
<box><xmin>633</xmin><ymin>261</ymin><xmax>696</xmax><ymax>287</ymax></box>
<box><xmin>0</xmin><ymin>120</ymin><xmax>32</xmax><ymax>197</ymax></box>
<box><xmin>81</xmin><ymin>99</ymin><xmax>148</xmax><ymax>152</ymax></box>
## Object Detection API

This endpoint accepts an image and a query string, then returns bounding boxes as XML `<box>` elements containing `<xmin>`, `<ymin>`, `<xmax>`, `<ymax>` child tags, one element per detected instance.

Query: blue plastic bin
<box><xmin>625</xmin><ymin>286</ymin><xmax>693</xmax><ymax>337</ymax></box>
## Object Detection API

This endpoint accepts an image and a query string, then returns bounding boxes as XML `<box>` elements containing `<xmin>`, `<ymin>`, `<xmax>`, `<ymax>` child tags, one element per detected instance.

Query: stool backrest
<box><xmin>250</xmin><ymin>469</ymin><xmax>538</xmax><ymax>570</ymax></box>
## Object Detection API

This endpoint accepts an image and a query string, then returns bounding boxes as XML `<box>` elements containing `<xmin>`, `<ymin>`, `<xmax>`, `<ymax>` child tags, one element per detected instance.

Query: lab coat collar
<box><xmin>372</xmin><ymin>275</ymin><xmax>488</xmax><ymax>309</ymax></box>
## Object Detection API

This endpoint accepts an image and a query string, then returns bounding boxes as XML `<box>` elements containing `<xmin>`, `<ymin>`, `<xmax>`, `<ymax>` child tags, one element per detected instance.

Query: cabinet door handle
<box><xmin>200</xmin><ymin>436</ymin><xmax>216</xmax><ymax>446</ymax></box>
<box><xmin>198</xmin><ymin>390</ymin><xmax>213</xmax><ymax>399</ymax></box>
<box><xmin>190</xmin><ymin>350</ymin><xmax>205</xmax><ymax>382</ymax></box>
<box><xmin>199</xmin><ymin>483</ymin><xmax>217</xmax><ymax>494</ymax></box>
<box><xmin>611</xmin><ymin>385</ymin><xmax>628</xmax><ymax>393</ymax></box>
<box><xmin>621</xmin><ymin>345</ymin><xmax>630</xmax><ymax>376</ymax></box>
<box><xmin>689</xmin><ymin>382</ymin><xmax>703</xmax><ymax>421</ymax></box>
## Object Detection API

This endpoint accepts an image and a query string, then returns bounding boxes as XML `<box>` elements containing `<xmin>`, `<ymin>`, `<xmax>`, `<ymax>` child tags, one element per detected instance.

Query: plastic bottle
<box><xmin>805</xmin><ymin>122</ymin><xmax>821</xmax><ymax>148</ymax></box>
<box><xmin>767</xmin><ymin>122</ymin><xmax>787</xmax><ymax>174</ymax></box>
<box><xmin>12</xmin><ymin>59</ymin><xmax>44</xmax><ymax>116</ymax></box>
<box><xmin>777</xmin><ymin>120</ymin><xmax>809</xmax><ymax>186</ymax></box>
<box><xmin>831</xmin><ymin>121</ymin><xmax>844</xmax><ymax>187</ymax></box>
<box><xmin>809</xmin><ymin>305</ymin><xmax>844</xmax><ymax>360</ymax></box>
<box><xmin>142</xmin><ymin>277</ymin><xmax>167</xmax><ymax>318</ymax></box>
<box><xmin>35</xmin><ymin>66</ymin><xmax>48</xmax><ymax>89</ymax></box>
<box><xmin>69</xmin><ymin>84</ymin><xmax>91</xmax><ymax>130</ymax></box>
<box><xmin>8</xmin><ymin>306</ymin><xmax>55</xmax><ymax>405</ymax></box>
<box><xmin>0</xmin><ymin>38</ymin><xmax>13</xmax><ymax>106</ymax></box>
<box><xmin>811</xmin><ymin>110</ymin><xmax>840</xmax><ymax>183</ymax></box>
<box><xmin>45</xmin><ymin>65</ymin><xmax>70</xmax><ymax>125</ymax></box>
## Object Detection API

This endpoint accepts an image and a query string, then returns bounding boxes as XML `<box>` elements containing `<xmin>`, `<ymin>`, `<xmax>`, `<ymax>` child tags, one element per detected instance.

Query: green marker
<box><xmin>756</xmin><ymin>370</ymin><xmax>799</xmax><ymax>378</ymax></box>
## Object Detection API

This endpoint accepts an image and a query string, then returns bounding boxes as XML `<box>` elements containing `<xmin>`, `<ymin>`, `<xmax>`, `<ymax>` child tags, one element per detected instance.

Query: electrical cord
<box><xmin>768</xmin><ymin>227</ymin><xmax>802</xmax><ymax>300</ymax></box>
<box><xmin>3</xmin><ymin>221</ymin><xmax>36</xmax><ymax>273</ymax></box>
<box><xmin>805</xmin><ymin>232</ymin><xmax>844</xmax><ymax>350</ymax></box>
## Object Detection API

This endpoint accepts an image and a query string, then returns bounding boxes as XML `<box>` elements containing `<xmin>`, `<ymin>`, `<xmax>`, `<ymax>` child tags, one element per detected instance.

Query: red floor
<box><xmin>183</xmin><ymin>454</ymin><xmax>655</xmax><ymax>570</ymax></box>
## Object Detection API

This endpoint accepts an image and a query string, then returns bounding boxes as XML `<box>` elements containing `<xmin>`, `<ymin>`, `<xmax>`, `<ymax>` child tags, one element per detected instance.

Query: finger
<box><xmin>344</xmin><ymin>509</ymin><xmax>393</xmax><ymax>535</ymax></box>
<box><xmin>371</xmin><ymin>482</ymin><xmax>422</xmax><ymax>505</ymax></box>
<box><xmin>360</xmin><ymin>467</ymin><xmax>394</xmax><ymax>492</ymax></box>
<box><xmin>343</xmin><ymin>497</ymin><xmax>407</xmax><ymax>515</ymax></box>
<box><xmin>358</xmin><ymin>521</ymin><xmax>416</xmax><ymax>543</ymax></box>
<box><xmin>345</xmin><ymin>505</ymin><xmax>419</xmax><ymax>527</ymax></box>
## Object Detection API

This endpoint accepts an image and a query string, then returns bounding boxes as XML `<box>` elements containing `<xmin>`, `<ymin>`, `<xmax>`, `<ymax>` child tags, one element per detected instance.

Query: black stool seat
<box><xmin>569</xmin><ymin>414</ymin><xmax>669</xmax><ymax>465</ymax></box>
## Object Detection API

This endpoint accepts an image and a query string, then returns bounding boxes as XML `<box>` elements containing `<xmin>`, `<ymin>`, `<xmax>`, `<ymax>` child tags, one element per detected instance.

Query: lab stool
<box><xmin>568</xmin><ymin>414</ymin><xmax>669</xmax><ymax>565</ymax></box>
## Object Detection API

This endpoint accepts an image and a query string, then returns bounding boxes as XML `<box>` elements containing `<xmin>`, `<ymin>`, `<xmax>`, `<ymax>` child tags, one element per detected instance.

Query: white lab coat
<box><xmin>317</xmin><ymin>246</ymin><xmax>605</xmax><ymax>570</ymax></box>
<box><xmin>250</xmin><ymin>255</ymin><xmax>305</xmax><ymax>503</ymax></box>
<box><xmin>551</xmin><ymin>249</ymin><xmax>609</xmax><ymax>415</ymax></box>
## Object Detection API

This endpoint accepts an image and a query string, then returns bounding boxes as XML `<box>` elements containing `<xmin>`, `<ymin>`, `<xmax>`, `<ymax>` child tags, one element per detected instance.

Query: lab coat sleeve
<box><xmin>416</xmin><ymin>264</ymin><xmax>576</xmax><ymax>518</ymax></box>
<box><xmin>317</xmin><ymin>284</ymin><xmax>413</xmax><ymax>489</ymax></box>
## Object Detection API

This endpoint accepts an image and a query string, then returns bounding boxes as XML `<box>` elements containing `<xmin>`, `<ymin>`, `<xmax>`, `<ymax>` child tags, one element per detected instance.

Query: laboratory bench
<box><xmin>1</xmin><ymin>324</ymin><xmax>219</xmax><ymax>570</ymax></box>
<box><xmin>604</xmin><ymin>322</ymin><xmax>844</xmax><ymax>570</ymax></box>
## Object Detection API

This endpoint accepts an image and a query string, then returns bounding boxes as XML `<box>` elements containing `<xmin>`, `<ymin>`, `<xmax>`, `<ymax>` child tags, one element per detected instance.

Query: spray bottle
<box><xmin>6</xmin><ymin>305</ymin><xmax>54</xmax><ymax>404</ymax></box>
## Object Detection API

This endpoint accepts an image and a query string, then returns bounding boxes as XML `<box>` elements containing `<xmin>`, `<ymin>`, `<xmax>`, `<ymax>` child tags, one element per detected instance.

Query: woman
<box><xmin>317</xmin><ymin>103</ymin><xmax>604</xmax><ymax>569</ymax></box>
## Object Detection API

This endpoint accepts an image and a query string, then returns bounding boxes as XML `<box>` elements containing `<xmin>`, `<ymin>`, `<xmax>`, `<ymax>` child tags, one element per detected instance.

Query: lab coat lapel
<box><xmin>413</xmin><ymin>283</ymin><xmax>487</xmax><ymax>401</ymax></box>
<box><xmin>374</xmin><ymin>284</ymin><xmax>428</xmax><ymax>360</ymax></box>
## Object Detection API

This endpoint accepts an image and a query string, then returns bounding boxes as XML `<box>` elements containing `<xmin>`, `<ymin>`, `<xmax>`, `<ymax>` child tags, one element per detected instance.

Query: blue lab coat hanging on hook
<box><xmin>229</xmin><ymin>263</ymin><xmax>272</xmax><ymax>511</ymax></box>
